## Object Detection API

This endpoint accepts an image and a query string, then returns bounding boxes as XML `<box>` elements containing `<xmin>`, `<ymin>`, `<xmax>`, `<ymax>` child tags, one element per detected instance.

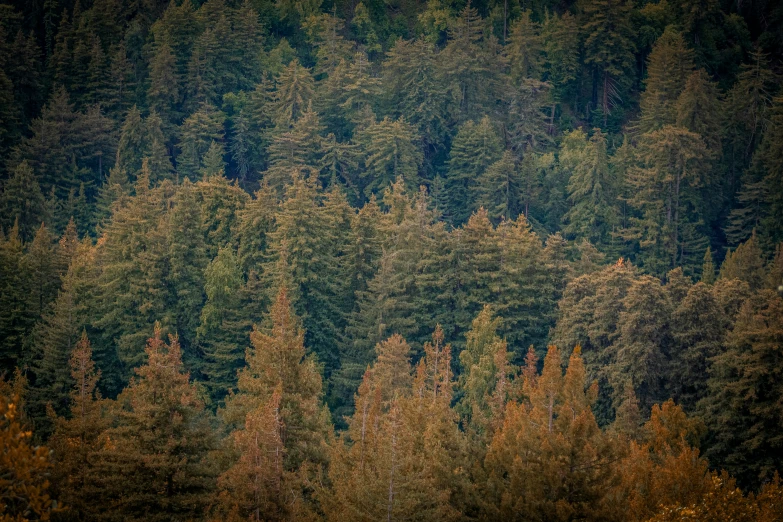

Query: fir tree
<box><xmin>636</xmin><ymin>27</ymin><xmax>695</xmax><ymax>134</ymax></box>
<box><xmin>701</xmin><ymin>291</ymin><xmax>783</xmax><ymax>488</ymax></box>
<box><xmin>0</xmin><ymin>161</ymin><xmax>47</xmax><ymax>242</ymax></box>
<box><xmin>197</xmin><ymin>247</ymin><xmax>248</xmax><ymax>404</ymax></box>
<box><xmin>91</xmin><ymin>325</ymin><xmax>217</xmax><ymax>521</ymax></box>
<box><xmin>48</xmin><ymin>332</ymin><xmax>110</xmax><ymax>520</ymax></box>
<box><xmin>562</xmin><ymin>128</ymin><xmax>618</xmax><ymax>248</ymax></box>
<box><xmin>356</xmin><ymin>116</ymin><xmax>422</xmax><ymax>198</ymax></box>
<box><xmin>446</xmin><ymin>117</ymin><xmax>503</xmax><ymax>225</ymax></box>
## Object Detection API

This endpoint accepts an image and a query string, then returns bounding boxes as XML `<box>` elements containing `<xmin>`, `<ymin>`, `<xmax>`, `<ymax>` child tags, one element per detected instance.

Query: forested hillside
<box><xmin>1</xmin><ymin>0</ymin><xmax>783</xmax><ymax>519</ymax></box>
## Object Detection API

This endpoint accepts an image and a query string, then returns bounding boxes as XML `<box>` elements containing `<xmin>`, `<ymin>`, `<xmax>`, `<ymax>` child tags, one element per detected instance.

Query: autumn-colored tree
<box><xmin>0</xmin><ymin>390</ymin><xmax>61</xmax><ymax>521</ymax></box>
<box><xmin>89</xmin><ymin>325</ymin><xmax>217</xmax><ymax>521</ymax></box>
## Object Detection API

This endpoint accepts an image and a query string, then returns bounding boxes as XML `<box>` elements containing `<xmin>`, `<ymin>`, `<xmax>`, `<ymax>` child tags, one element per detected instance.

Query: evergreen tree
<box><xmin>719</xmin><ymin>231</ymin><xmax>767</xmax><ymax>290</ymax></box>
<box><xmin>382</xmin><ymin>38</ymin><xmax>449</xmax><ymax>154</ymax></box>
<box><xmin>177</xmin><ymin>102</ymin><xmax>225</xmax><ymax>180</ymax></box>
<box><xmin>0</xmin><ymin>161</ymin><xmax>47</xmax><ymax>242</ymax></box>
<box><xmin>484</xmin><ymin>345</ymin><xmax>618</xmax><ymax>520</ymax></box>
<box><xmin>562</xmin><ymin>128</ymin><xmax>618</xmax><ymax>248</ymax></box>
<box><xmin>636</xmin><ymin>27</ymin><xmax>695</xmax><ymax>134</ymax></box>
<box><xmin>196</xmin><ymin>247</ymin><xmax>248</xmax><ymax>404</ymax></box>
<box><xmin>701</xmin><ymin>291</ymin><xmax>783</xmax><ymax>488</ymax></box>
<box><xmin>670</xmin><ymin>282</ymin><xmax>724</xmax><ymax>411</ymax></box>
<box><xmin>272</xmin><ymin>59</ymin><xmax>315</xmax><ymax>127</ymax></box>
<box><xmin>701</xmin><ymin>246</ymin><xmax>716</xmax><ymax>284</ymax></box>
<box><xmin>0</xmin><ymin>223</ymin><xmax>34</xmax><ymax>371</ymax></box>
<box><xmin>474</xmin><ymin>150</ymin><xmax>520</xmax><ymax>223</ymax></box>
<box><xmin>219</xmin><ymin>287</ymin><xmax>330</xmax><ymax>518</ymax></box>
<box><xmin>622</xmin><ymin>126</ymin><xmax>709</xmax><ymax>274</ymax></box>
<box><xmin>91</xmin><ymin>325</ymin><xmax>217</xmax><ymax>521</ymax></box>
<box><xmin>581</xmin><ymin>0</ymin><xmax>636</xmax><ymax>126</ymax></box>
<box><xmin>446</xmin><ymin>117</ymin><xmax>503</xmax><ymax>225</ymax></box>
<box><xmin>356</xmin><ymin>116</ymin><xmax>422</xmax><ymax>197</ymax></box>
<box><xmin>48</xmin><ymin>332</ymin><xmax>110</xmax><ymax>520</ymax></box>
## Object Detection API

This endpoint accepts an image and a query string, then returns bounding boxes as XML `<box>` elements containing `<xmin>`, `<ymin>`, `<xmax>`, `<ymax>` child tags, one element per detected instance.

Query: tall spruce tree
<box><xmin>90</xmin><ymin>325</ymin><xmax>217</xmax><ymax>521</ymax></box>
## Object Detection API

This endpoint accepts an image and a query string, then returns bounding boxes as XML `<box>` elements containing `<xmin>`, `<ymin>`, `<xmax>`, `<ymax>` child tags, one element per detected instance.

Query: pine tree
<box><xmin>457</xmin><ymin>305</ymin><xmax>514</xmax><ymax>435</ymax></box>
<box><xmin>0</xmin><ymin>161</ymin><xmax>47</xmax><ymax>242</ymax></box>
<box><xmin>446</xmin><ymin>117</ymin><xmax>504</xmax><ymax>225</ymax></box>
<box><xmin>612</xmin><ymin>276</ymin><xmax>672</xmax><ymax>411</ymax></box>
<box><xmin>636</xmin><ymin>27</ymin><xmax>695</xmax><ymax>134</ymax></box>
<box><xmin>441</xmin><ymin>3</ymin><xmax>505</xmax><ymax>123</ymax></box>
<box><xmin>93</xmin><ymin>169</ymin><xmax>170</xmax><ymax>389</ymax></box>
<box><xmin>701</xmin><ymin>290</ymin><xmax>783</xmax><ymax>488</ymax></box>
<box><xmin>622</xmin><ymin>125</ymin><xmax>709</xmax><ymax>275</ymax></box>
<box><xmin>562</xmin><ymin>128</ymin><xmax>618</xmax><ymax>248</ymax></box>
<box><xmin>719</xmin><ymin>231</ymin><xmax>766</xmax><ymax>290</ymax></box>
<box><xmin>147</xmin><ymin>37</ymin><xmax>180</xmax><ymax>126</ymax></box>
<box><xmin>505</xmin><ymin>11</ymin><xmax>542</xmax><ymax>83</ymax></box>
<box><xmin>474</xmin><ymin>150</ymin><xmax>521</xmax><ymax>223</ymax></box>
<box><xmin>542</xmin><ymin>11</ymin><xmax>579</xmax><ymax>132</ymax></box>
<box><xmin>382</xmin><ymin>38</ymin><xmax>449</xmax><ymax>153</ymax></box>
<box><xmin>0</xmin><ymin>223</ymin><xmax>35</xmax><ymax>370</ymax></box>
<box><xmin>0</xmin><ymin>389</ymin><xmax>61</xmax><ymax>521</ymax></box>
<box><xmin>483</xmin><ymin>345</ymin><xmax>618</xmax><ymax>520</ymax></box>
<box><xmin>356</xmin><ymin>116</ymin><xmax>422</xmax><ymax>197</ymax></box>
<box><xmin>219</xmin><ymin>287</ymin><xmax>330</xmax><ymax>518</ymax></box>
<box><xmin>22</xmin><ymin>223</ymin><xmax>59</xmax><ymax>318</ymax></box>
<box><xmin>197</xmin><ymin>247</ymin><xmax>248</xmax><ymax>404</ymax></box>
<box><xmin>675</xmin><ymin>69</ymin><xmax>722</xmax><ymax>154</ymax></box>
<box><xmin>669</xmin><ymin>282</ymin><xmax>724</xmax><ymax>411</ymax></box>
<box><xmin>48</xmin><ymin>332</ymin><xmax>110</xmax><ymax>520</ymax></box>
<box><xmin>165</xmin><ymin>179</ymin><xmax>209</xmax><ymax>368</ymax></box>
<box><xmin>261</xmin><ymin>175</ymin><xmax>351</xmax><ymax>377</ymax></box>
<box><xmin>272</xmin><ymin>59</ymin><xmax>315</xmax><ymax>127</ymax></box>
<box><xmin>701</xmin><ymin>246</ymin><xmax>716</xmax><ymax>284</ymax></box>
<box><xmin>177</xmin><ymin>102</ymin><xmax>226</xmax><ymax>180</ymax></box>
<box><xmin>581</xmin><ymin>0</ymin><xmax>636</xmax><ymax>126</ymax></box>
<box><xmin>90</xmin><ymin>325</ymin><xmax>217</xmax><ymax>521</ymax></box>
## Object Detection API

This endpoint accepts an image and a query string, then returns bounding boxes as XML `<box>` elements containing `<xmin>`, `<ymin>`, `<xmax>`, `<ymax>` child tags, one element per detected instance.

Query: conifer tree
<box><xmin>219</xmin><ymin>287</ymin><xmax>330</xmax><ymax>518</ymax></box>
<box><xmin>26</xmin><ymin>238</ymin><xmax>94</xmax><ymax>436</ymax></box>
<box><xmin>197</xmin><ymin>247</ymin><xmax>248</xmax><ymax>404</ymax></box>
<box><xmin>272</xmin><ymin>59</ymin><xmax>315</xmax><ymax>127</ymax></box>
<box><xmin>701</xmin><ymin>246</ymin><xmax>716</xmax><ymax>284</ymax></box>
<box><xmin>581</xmin><ymin>0</ymin><xmax>635</xmax><ymax>126</ymax></box>
<box><xmin>612</xmin><ymin>276</ymin><xmax>672</xmax><ymax>411</ymax></box>
<box><xmin>636</xmin><ymin>27</ymin><xmax>695</xmax><ymax>134</ymax></box>
<box><xmin>382</xmin><ymin>38</ymin><xmax>448</xmax><ymax>154</ymax></box>
<box><xmin>177</xmin><ymin>102</ymin><xmax>225</xmax><ymax>180</ymax></box>
<box><xmin>90</xmin><ymin>325</ymin><xmax>217</xmax><ymax>521</ymax></box>
<box><xmin>147</xmin><ymin>37</ymin><xmax>180</xmax><ymax>126</ymax></box>
<box><xmin>701</xmin><ymin>290</ymin><xmax>783</xmax><ymax>488</ymax></box>
<box><xmin>669</xmin><ymin>282</ymin><xmax>724</xmax><ymax>411</ymax></box>
<box><xmin>93</xmin><ymin>168</ymin><xmax>170</xmax><ymax>389</ymax></box>
<box><xmin>562</xmin><ymin>128</ymin><xmax>618</xmax><ymax>248</ymax></box>
<box><xmin>458</xmin><ymin>306</ymin><xmax>513</xmax><ymax>435</ymax></box>
<box><xmin>441</xmin><ymin>3</ymin><xmax>505</xmax><ymax>123</ymax></box>
<box><xmin>262</xmin><ymin>175</ymin><xmax>351</xmax><ymax>377</ymax></box>
<box><xmin>446</xmin><ymin>117</ymin><xmax>503</xmax><ymax>224</ymax></box>
<box><xmin>541</xmin><ymin>11</ymin><xmax>579</xmax><ymax>132</ymax></box>
<box><xmin>484</xmin><ymin>345</ymin><xmax>618</xmax><ymax>520</ymax></box>
<box><xmin>48</xmin><ymin>332</ymin><xmax>110</xmax><ymax>520</ymax></box>
<box><xmin>0</xmin><ymin>389</ymin><xmax>61</xmax><ymax>521</ymax></box>
<box><xmin>0</xmin><ymin>223</ymin><xmax>35</xmax><ymax>370</ymax></box>
<box><xmin>719</xmin><ymin>231</ymin><xmax>766</xmax><ymax>290</ymax></box>
<box><xmin>622</xmin><ymin>125</ymin><xmax>709</xmax><ymax>274</ymax></box>
<box><xmin>474</xmin><ymin>150</ymin><xmax>520</xmax><ymax>222</ymax></box>
<box><xmin>356</xmin><ymin>116</ymin><xmax>422</xmax><ymax>197</ymax></box>
<box><xmin>505</xmin><ymin>11</ymin><xmax>542</xmax><ymax>83</ymax></box>
<box><xmin>0</xmin><ymin>161</ymin><xmax>47</xmax><ymax>242</ymax></box>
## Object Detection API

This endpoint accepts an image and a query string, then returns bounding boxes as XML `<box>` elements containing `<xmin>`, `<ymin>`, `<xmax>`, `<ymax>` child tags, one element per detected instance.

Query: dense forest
<box><xmin>1</xmin><ymin>0</ymin><xmax>783</xmax><ymax>519</ymax></box>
